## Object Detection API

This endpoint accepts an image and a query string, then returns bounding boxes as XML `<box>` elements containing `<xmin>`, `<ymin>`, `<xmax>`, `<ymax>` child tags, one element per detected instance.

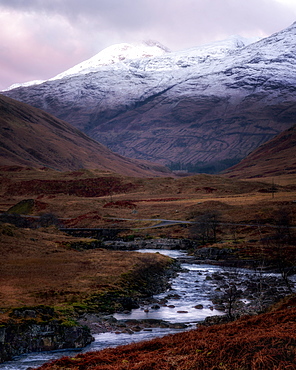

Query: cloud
<box><xmin>1</xmin><ymin>0</ymin><xmax>295</xmax><ymax>41</ymax></box>
<box><xmin>0</xmin><ymin>0</ymin><xmax>296</xmax><ymax>90</ymax></box>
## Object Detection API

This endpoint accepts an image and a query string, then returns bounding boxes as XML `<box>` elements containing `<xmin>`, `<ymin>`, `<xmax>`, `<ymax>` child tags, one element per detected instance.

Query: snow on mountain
<box><xmin>3</xmin><ymin>22</ymin><xmax>296</xmax><ymax>173</ymax></box>
<box><xmin>7</xmin><ymin>79</ymin><xmax>47</xmax><ymax>91</ymax></box>
<box><xmin>5</xmin><ymin>35</ymin><xmax>255</xmax><ymax>90</ymax></box>
<box><xmin>51</xmin><ymin>40</ymin><xmax>171</xmax><ymax>81</ymax></box>
<box><xmin>5</xmin><ymin>40</ymin><xmax>169</xmax><ymax>90</ymax></box>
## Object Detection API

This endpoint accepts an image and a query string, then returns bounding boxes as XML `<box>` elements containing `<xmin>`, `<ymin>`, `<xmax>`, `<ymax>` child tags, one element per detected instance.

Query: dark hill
<box><xmin>225</xmin><ymin>123</ymin><xmax>296</xmax><ymax>178</ymax></box>
<box><xmin>0</xmin><ymin>95</ymin><xmax>170</xmax><ymax>177</ymax></box>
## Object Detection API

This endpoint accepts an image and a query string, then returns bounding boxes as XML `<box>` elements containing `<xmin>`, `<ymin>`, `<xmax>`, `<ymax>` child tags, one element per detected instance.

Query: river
<box><xmin>0</xmin><ymin>249</ymin><xmax>292</xmax><ymax>370</ymax></box>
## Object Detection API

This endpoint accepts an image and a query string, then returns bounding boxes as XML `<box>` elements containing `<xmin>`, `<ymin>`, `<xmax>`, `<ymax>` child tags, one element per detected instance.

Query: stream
<box><xmin>0</xmin><ymin>249</ymin><xmax>293</xmax><ymax>370</ymax></box>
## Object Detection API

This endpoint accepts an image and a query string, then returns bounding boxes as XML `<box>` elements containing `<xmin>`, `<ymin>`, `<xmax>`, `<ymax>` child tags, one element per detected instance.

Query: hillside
<box><xmin>225</xmin><ymin>123</ymin><xmax>296</xmax><ymax>178</ymax></box>
<box><xmin>0</xmin><ymin>95</ymin><xmax>170</xmax><ymax>177</ymax></box>
<box><xmin>3</xmin><ymin>23</ymin><xmax>296</xmax><ymax>173</ymax></box>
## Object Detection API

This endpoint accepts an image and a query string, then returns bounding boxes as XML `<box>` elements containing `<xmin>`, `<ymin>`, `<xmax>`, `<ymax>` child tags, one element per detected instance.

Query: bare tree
<box><xmin>190</xmin><ymin>211</ymin><xmax>221</xmax><ymax>244</ymax></box>
<box><xmin>223</xmin><ymin>284</ymin><xmax>243</xmax><ymax>319</ymax></box>
<box><xmin>261</xmin><ymin>207</ymin><xmax>295</xmax><ymax>293</ymax></box>
<box><xmin>211</xmin><ymin>269</ymin><xmax>243</xmax><ymax>320</ymax></box>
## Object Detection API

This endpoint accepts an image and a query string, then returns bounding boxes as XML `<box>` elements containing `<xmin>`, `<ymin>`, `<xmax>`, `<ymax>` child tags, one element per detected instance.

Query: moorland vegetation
<box><xmin>0</xmin><ymin>166</ymin><xmax>295</xmax><ymax>368</ymax></box>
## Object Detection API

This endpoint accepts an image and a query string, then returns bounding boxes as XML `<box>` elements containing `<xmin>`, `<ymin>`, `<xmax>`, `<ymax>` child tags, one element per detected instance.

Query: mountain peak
<box><xmin>50</xmin><ymin>40</ymin><xmax>170</xmax><ymax>81</ymax></box>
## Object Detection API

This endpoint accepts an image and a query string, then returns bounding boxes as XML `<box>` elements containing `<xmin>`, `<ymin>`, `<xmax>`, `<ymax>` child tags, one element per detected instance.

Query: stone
<box><xmin>194</xmin><ymin>304</ymin><xmax>204</xmax><ymax>309</ymax></box>
<box><xmin>0</xmin><ymin>322</ymin><xmax>93</xmax><ymax>363</ymax></box>
<box><xmin>150</xmin><ymin>304</ymin><xmax>161</xmax><ymax>310</ymax></box>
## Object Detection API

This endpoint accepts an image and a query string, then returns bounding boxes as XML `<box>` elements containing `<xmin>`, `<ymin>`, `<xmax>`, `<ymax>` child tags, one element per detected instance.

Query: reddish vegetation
<box><xmin>202</xmin><ymin>186</ymin><xmax>217</xmax><ymax>193</ymax></box>
<box><xmin>5</xmin><ymin>177</ymin><xmax>137</xmax><ymax>197</ymax></box>
<box><xmin>103</xmin><ymin>200</ymin><xmax>137</xmax><ymax>209</ymax></box>
<box><xmin>36</xmin><ymin>297</ymin><xmax>296</xmax><ymax>370</ymax></box>
<box><xmin>103</xmin><ymin>198</ymin><xmax>185</xmax><ymax>207</ymax></box>
<box><xmin>63</xmin><ymin>212</ymin><xmax>102</xmax><ymax>227</ymax></box>
<box><xmin>34</xmin><ymin>200</ymin><xmax>48</xmax><ymax>212</ymax></box>
<box><xmin>131</xmin><ymin>198</ymin><xmax>185</xmax><ymax>203</ymax></box>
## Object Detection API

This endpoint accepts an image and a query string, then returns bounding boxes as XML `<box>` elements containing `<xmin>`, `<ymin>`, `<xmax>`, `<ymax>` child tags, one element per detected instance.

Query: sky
<box><xmin>0</xmin><ymin>0</ymin><xmax>296</xmax><ymax>91</ymax></box>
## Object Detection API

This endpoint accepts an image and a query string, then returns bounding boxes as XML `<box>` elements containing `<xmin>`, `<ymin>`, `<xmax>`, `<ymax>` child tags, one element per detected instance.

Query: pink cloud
<box><xmin>0</xmin><ymin>0</ymin><xmax>296</xmax><ymax>90</ymax></box>
<box><xmin>0</xmin><ymin>11</ymin><xmax>92</xmax><ymax>90</ymax></box>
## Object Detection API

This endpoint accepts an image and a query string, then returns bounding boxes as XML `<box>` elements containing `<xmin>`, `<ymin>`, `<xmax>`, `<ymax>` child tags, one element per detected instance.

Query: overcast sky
<box><xmin>0</xmin><ymin>0</ymin><xmax>296</xmax><ymax>91</ymax></box>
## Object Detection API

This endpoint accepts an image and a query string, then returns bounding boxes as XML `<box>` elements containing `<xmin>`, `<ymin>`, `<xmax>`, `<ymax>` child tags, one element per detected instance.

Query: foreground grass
<box><xmin>36</xmin><ymin>296</ymin><xmax>296</xmax><ymax>370</ymax></box>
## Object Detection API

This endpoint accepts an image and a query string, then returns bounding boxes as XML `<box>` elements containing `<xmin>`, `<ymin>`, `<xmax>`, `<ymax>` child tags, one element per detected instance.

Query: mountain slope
<box><xmin>225</xmin><ymin>123</ymin><xmax>296</xmax><ymax>178</ymax></box>
<box><xmin>0</xmin><ymin>95</ymin><xmax>170</xmax><ymax>176</ymax></box>
<box><xmin>3</xmin><ymin>23</ymin><xmax>296</xmax><ymax>172</ymax></box>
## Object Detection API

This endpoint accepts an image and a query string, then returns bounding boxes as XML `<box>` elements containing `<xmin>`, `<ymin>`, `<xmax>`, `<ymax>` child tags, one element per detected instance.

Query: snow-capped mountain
<box><xmin>6</xmin><ymin>37</ymin><xmax>252</xmax><ymax>90</ymax></box>
<box><xmin>3</xmin><ymin>23</ymin><xmax>296</xmax><ymax>173</ymax></box>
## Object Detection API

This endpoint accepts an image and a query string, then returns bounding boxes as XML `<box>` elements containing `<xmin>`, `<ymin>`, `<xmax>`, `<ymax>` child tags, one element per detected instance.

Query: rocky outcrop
<box><xmin>194</xmin><ymin>246</ymin><xmax>235</xmax><ymax>261</ymax></box>
<box><xmin>3</xmin><ymin>23</ymin><xmax>296</xmax><ymax>172</ymax></box>
<box><xmin>0</xmin><ymin>319</ymin><xmax>93</xmax><ymax>363</ymax></box>
<box><xmin>103</xmin><ymin>238</ymin><xmax>193</xmax><ymax>250</ymax></box>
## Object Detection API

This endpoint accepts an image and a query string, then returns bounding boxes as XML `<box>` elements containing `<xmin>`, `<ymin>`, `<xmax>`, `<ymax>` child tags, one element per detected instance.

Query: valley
<box><xmin>0</xmin><ymin>20</ymin><xmax>295</xmax><ymax>370</ymax></box>
<box><xmin>0</xmin><ymin>166</ymin><xmax>295</xmax><ymax>369</ymax></box>
<box><xmin>0</xmin><ymin>116</ymin><xmax>296</xmax><ymax>368</ymax></box>
<box><xmin>0</xmin><ymin>166</ymin><xmax>295</xmax><ymax>302</ymax></box>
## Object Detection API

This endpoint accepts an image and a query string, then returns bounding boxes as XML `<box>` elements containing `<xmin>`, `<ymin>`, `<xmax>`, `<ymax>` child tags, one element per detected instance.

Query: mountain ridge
<box><xmin>3</xmin><ymin>22</ymin><xmax>296</xmax><ymax>172</ymax></box>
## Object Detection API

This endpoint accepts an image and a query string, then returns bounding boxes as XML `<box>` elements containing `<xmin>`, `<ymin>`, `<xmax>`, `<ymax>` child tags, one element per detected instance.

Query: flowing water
<box><xmin>1</xmin><ymin>249</ymin><xmax>292</xmax><ymax>370</ymax></box>
<box><xmin>114</xmin><ymin>249</ymin><xmax>224</xmax><ymax>323</ymax></box>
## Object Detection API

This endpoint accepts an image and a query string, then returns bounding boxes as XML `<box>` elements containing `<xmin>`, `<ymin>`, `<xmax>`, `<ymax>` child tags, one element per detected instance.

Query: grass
<box><xmin>6</xmin><ymin>198</ymin><xmax>35</xmax><ymax>214</ymax></box>
<box><xmin>0</xmin><ymin>225</ymin><xmax>172</xmax><ymax>313</ymax></box>
<box><xmin>1</xmin><ymin>167</ymin><xmax>295</xmax><ymax>227</ymax></box>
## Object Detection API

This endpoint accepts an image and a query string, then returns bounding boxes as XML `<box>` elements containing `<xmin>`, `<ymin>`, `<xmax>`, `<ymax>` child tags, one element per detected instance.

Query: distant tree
<box><xmin>190</xmin><ymin>211</ymin><xmax>221</xmax><ymax>244</ymax></box>
<box><xmin>261</xmin><ymin>207</ymin><xmax>295</xmax><ymax>293</ymax></box>
<box><xmin>38</xmin><ymin>213</ymin><xmax>60</xmax><ymax>228</ymax></box>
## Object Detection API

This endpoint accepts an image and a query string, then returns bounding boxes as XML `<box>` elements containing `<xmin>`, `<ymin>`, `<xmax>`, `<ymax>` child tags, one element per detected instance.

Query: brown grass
<box><xmin>0</xmin><ymin>168</ymin><xmax>295</xmax><ymax>302</ymax></box>
<box><xmin>0</xmin><ymin>225</ymin><xmax>169</xmax><ymax>309</ymax></box>
<box><xmin>0</xmin><ymin>167</ymin><xmax>295</xmax><ymax>241</ymax></box>
<box><xmin>35</xmin><ymin>296</ymin><xmax>296</xmax><ymax>370</ymax></box>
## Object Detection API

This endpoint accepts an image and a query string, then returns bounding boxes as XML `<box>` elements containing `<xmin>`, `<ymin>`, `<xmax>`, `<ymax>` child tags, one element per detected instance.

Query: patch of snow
<box><xmin>6</xmin><ymin>79</ymin><xmax>46</xmax><ymax>91</ymax></box>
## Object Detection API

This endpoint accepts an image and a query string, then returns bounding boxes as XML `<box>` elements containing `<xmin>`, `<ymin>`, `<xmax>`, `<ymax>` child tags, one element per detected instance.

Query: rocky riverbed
<box><xmin>78</xmin><ymin>249</ymin><xmax>295</xmax><ymax>335</ymax></box>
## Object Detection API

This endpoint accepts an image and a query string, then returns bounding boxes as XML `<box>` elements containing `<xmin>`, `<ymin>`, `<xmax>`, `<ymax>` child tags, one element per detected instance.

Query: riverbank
<box><xmin>35</xmin><ymin>294</ymin><xmax>296</xmax><ymax>370</ymax></box>
<box><xmin>0</xmin><ymin>315</ymin><xmax>94</xmax><ymax>364</ymax></box>
<box><xmin>0</xmin><ymin>226</ymin><xmax>295</xmax><ymax>366</ymax></box>
<box><xmin>76</xmin><ymin>258</ymin><xmax>295</xmax><ymax>336</ymax></box>
<box><xmin>0</xmin><ymin>229</ymin><xmax>181</xmax><ymax>363</ymax></box>
<box><xmin>0</xmin><ymin>252</ymin><xmax>179</xmax><ymax>363</ymax></box>
<box><xmin>1</xmin><ymin>247</ymin><xmax>295</xmax><ymax>368</ymax></box>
